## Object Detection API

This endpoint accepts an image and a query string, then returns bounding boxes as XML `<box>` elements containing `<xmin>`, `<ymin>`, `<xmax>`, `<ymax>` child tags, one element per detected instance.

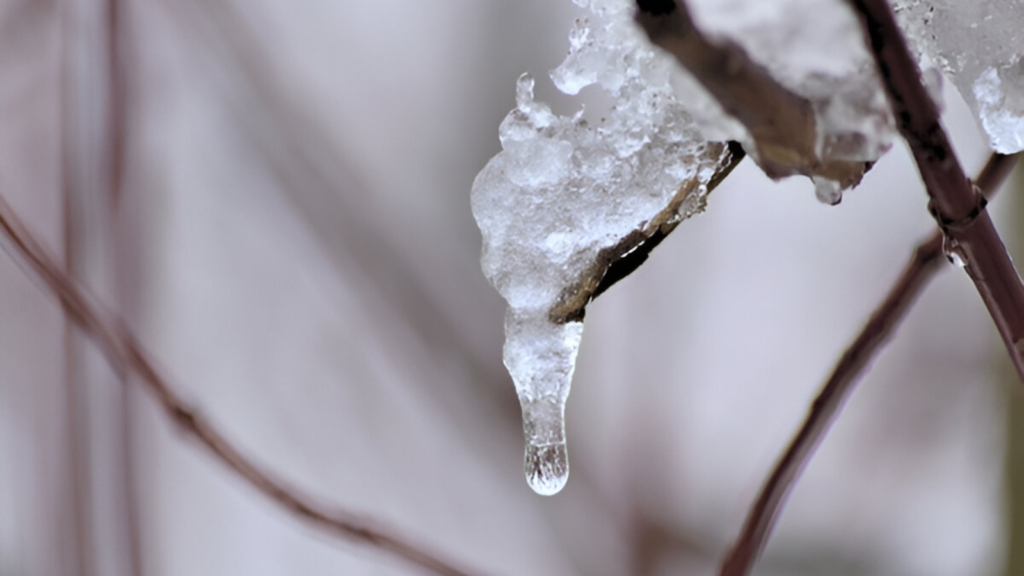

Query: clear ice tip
<box><xmin>525</xmin><ymin>440</ymin><xmax>569</xmax><ymax>496</ymax></box>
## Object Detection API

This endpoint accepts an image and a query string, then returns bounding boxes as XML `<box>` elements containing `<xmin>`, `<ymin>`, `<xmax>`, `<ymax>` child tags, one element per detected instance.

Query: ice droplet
<box><xmin>943</xmin><ymin>235</ymin><xmax>968</xmax><ymax>269</ymax></box>
<box><xmin>813</xmin><ymin>176</ymin><xmax>843</xmax><ymax>205</ymax></box>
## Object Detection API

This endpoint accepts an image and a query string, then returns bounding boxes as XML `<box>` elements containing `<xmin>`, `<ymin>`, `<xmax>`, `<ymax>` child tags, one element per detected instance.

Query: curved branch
<box><xmin>846</xmin><ymin>0</ymin><xmax>1024</xmax><ymax>382</ymax></box>
<box><xmin>0</xmin><ymin>193</ymin><xmax>485</xmax><ymax>576</ymax></box>
<box><xmin>719</xmin><ymin>152</ymin><xmax>1020</xmax><ymax>576</ymax></box>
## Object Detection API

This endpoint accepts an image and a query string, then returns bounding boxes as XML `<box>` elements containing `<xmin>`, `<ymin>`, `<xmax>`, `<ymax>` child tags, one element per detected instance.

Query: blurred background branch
<box><xmin>0</xmin><ymin>192</ymin><xmax>485</xmax><ymax>576</ymax></box>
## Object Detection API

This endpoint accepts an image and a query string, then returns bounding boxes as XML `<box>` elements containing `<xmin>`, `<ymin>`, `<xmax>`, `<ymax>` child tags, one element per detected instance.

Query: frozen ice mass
<box><xmin>471</xmin><ymin>0</ymin><xmax>731</xmax><ymax>495</ymax></box>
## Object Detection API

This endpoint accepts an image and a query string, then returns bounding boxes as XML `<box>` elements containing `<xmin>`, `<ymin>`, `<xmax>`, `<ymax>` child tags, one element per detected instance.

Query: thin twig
<box><xmin>719</xmin><ymin>152</ymin><xmax>1020</xmax><ymax>576</ymax></box>
<box><xmin>0</xmin><ymin>194</ymin><xmax>484</xmax><ymax>576</ymax></box>
<box><xmin>846</xmin><ymin>0</ymin><xmax>1024</xmax><ymax>382</ymax></box>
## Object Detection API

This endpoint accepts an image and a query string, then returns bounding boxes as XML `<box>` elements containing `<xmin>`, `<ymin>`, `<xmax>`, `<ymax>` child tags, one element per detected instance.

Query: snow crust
<box><xmin>894</xmin><ymin>0</ymin><xmax>1024</xmax><ymax>153</ymax></box>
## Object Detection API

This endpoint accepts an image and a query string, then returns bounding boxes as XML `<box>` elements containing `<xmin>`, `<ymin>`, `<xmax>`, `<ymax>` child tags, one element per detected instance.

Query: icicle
<box><xmin>504</xmin><ymin>312</ymin><xmax>583</xmax><ymax>495</ymax></box>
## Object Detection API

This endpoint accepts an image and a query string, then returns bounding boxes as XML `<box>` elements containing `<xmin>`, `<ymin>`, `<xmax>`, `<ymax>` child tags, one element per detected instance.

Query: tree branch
<box><xmin>0</xmin><ymin>193</ymin><xmax>485</xmax><ymax>576</ymax></box>
<box><xmin>634</xmin><ymin>0</ymin><xmax>868</xmax><ymax>189</ymax></box>
<box><xmin>719</xmin><ymin>151</ymin><xmax>1020</xmax><ymax>576</ymax></box>
<box><xmin>846</xmin><ymin>0</ymin><xmax>1024</xmax><ymax>382</ymax></box>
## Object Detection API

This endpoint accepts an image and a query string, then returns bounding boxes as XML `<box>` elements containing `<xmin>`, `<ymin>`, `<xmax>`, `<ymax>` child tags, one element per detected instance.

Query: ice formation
<box><xmin>893</xmin><ymin>0</ymin><xmax>1024</xmax><ymax>153</ymax></box>
<box><xmin>471</xmin><ymin>0</ymin><xmax>733</xmax><ymax>495</ymax></box>
<box><xmin>664</xmin><ymin>0</ymin><xmax>897</xmax><ymax>202</ymax></box>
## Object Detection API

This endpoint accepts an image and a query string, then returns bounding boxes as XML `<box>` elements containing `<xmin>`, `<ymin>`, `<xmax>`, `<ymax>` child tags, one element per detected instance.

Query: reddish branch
<box><xmin>0</xmin><ymin>195</ymin><xmax>483</xmax><ymax>576</ymax></box>
<box><xmin>846</xmin><ymin>0</ymin><xmax>1024</xmax><ymax>381</ymax></box>
<box><xmin>719</xmin><ymin>152</ymin><xmax>1020</xmax><ymax>576</ymax></box>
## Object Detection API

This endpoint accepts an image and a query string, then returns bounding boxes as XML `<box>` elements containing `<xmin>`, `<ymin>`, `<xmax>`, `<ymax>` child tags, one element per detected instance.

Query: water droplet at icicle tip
<box><xmin>813</xmin><ymin>176</ymin><xmax>843</xmax><ymax>206</ymax></box>
<box><xmin>520</xmin><ymin>396</ymin><xmax>570</xmax><ymax>496</ymax></box>
<box><xmin>525</xmin><ymin>439</ymin><xmax>569</xmax><ymax>496</ymax></box>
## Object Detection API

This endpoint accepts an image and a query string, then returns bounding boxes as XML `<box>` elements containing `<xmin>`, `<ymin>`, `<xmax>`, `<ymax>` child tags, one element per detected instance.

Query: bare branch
<box><xmin>846</xmin><ymin>0</ymin><xmax>1024</xmax><ymax>382</ymax></box>
<box><xmin>0</xmin><ymin>194</ymin><xmax>487</xmax><ymax>576</ymax></box>
<box><xmin>719</xmin><ymin>152</ymin><xmax>1020</xmax><ymax>576</ymax></box>
<box><xmin>634</xmin><ymin>0</ymin><xmax>869</xmax><ymax>188</ymax></box>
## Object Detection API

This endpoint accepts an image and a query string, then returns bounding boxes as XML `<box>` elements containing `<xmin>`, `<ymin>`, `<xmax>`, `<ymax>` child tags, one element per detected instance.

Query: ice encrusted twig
<box><xmin>846</xmin><ymin>0</ymin><xmax>1024</xmax><ymax>382</ymax></box>
<box><xmin>719</xmin><ymin>152</ymin><xmax>1020</xmax><ymax>576</ymax></box>
<box><xmin>472</xmin><ymin>0</ymin><xmax>741</xmax><ymax>495</ymax></box>
<box><xmin>0</xmin><ymin>194</ymin><xmax>485</xmax><ymax>576</ymax></box>
<box><xmin>635</xmin><ymin>0</ymin><xmax>893</xmax><ymax>204</ymax></box>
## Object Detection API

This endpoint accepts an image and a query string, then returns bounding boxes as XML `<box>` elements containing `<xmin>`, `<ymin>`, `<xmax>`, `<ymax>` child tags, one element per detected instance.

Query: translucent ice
<box><xmin>893</xmin><ymin>0</ymin><xmax>1024</xmax><ymax>153</ymax></box>
<box><xmin>471</xmin><ymin>0</ymin><xmax>734</xmax><ymax>495</ymax></box>
<box><xmin>813</xmin><ymin>176</ymin><xmax>843</xmax><ymax>206</ymax></box>
<box><xmin>505</xmin><ymin>314</ymin><xmax>583</xmax><ymax>495</ymax></box>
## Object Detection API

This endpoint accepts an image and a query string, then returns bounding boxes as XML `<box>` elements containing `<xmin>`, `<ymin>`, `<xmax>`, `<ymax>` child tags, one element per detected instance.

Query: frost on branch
<box><xmin>893</xmin><ymin>0</ymin><xmax>1024</xmax><ymax>153</ymax></box>
<box><xmin>471</xmin><ymin>0</ymin><xmax>738</xmax><ymax>495</ymax></box>
<box><xmin>638</xmin><ymin>0</ymin><xmax>896</xmax><ymax>203</ymax></box>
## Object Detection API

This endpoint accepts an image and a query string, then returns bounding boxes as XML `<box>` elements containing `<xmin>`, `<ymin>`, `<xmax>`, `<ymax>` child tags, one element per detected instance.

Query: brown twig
<box><xmin>719</xmin><ymin>152</ymin><xmax>1020</xmax><ymax>576</ymax></box>
<box><xmin>0</xmin><ymin>194</ymin><xmax>484</xmax><ymax>576</ymax></box>
<box><xmin>846</xmin><ymin>0</ymin><xmax>1024</xmax><ymax>382</ymax></box>
<box><xmin>634</xmin><ymin>0</ymin><xmax>868</xmax><ymax>189</ymax></box>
